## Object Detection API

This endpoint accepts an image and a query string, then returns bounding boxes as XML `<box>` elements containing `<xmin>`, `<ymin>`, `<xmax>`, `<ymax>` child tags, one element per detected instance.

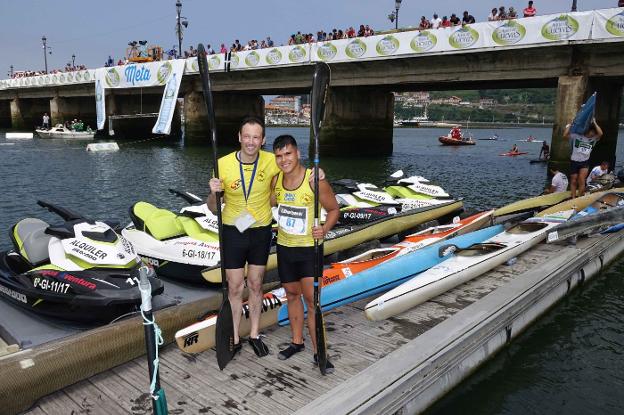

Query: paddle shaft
<box><xmin>311</xmin><ymin>62</ymin><xmax>331</xmax><ymax>375</ymax></box>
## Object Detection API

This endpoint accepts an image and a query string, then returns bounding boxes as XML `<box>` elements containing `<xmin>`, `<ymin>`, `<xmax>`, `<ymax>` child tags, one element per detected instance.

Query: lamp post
<box><xmin>8</xmin><ymin>65</ymin><xmax>14</xmax><ymax>78</ymax></box>
<box><xmin>394</xmin><ymin>0</ymin><xmax>403</xmax><ymax>30</ymax></box>
<box><xmin>175</xmin><ymin>1</ymin><xmax>188</xmax><ymax>58</ymax></box>
<box><xmin>71</xmin><ymin>54</ymin><xmax>75</xmax><ymax>69</ymax></box>
<box><xmin>42</xmin><ymin>35</ymin><xmax>51</xmax><ymax>73</ymax></box>
<box><xmin>571</xmin><ymin>0</ymin><xmax>577</xmax><ymax>12</ymax></box>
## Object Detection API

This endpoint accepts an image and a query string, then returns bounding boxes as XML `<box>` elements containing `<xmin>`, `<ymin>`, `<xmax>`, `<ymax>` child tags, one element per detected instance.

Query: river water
<box><xmin>1</xmin><ymin>127</ymin><xmax>623</xmax><ymax>413</ymax></box>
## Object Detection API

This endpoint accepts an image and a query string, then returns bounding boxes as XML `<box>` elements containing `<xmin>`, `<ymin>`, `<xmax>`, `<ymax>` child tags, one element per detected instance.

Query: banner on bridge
<box><xmin>95</xmin><ymin>60</ymin><xmax>185</xmax><ymax>133</ymax></box>
<box><xmin>591</xmin><ymin>7</ymin><xmax>624</xmax><ymax>39</ymax></box>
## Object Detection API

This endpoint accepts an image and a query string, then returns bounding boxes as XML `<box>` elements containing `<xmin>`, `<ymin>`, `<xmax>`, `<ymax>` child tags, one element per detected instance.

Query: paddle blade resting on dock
<box><xmin>570</xmin><ymin>92</ymin><xmax>596</xmax><ymax>135</ymax></box>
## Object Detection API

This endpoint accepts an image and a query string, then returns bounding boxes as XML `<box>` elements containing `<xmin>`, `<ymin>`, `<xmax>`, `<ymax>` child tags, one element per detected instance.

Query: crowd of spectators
<box><xmin>415</xmin><ymin>2</ymin><xmax>538</xmax><ymax>30</ymax></box>
<box><xmin>10</xmin><ymin>63</ymin><xmax>88</xmax><ymax>79</ymax></box>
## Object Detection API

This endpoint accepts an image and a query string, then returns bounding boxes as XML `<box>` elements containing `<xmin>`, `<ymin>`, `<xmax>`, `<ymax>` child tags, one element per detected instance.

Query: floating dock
<box><xmin>6</xmin><ymin>230</ymin><xmax>624</xmax><ymax>414</ymax></box>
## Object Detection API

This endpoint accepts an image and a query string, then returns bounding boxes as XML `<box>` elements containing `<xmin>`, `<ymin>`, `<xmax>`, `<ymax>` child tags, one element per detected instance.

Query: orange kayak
<box><xmin>322</xmin><ymin>210</ymin><xmax>494</xmax><ymax>283</ymax></box>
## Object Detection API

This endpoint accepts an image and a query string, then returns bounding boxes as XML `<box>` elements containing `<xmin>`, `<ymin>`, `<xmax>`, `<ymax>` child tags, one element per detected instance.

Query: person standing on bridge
<box><xmin>270</xmin><ymin>135</ymin><xmax>339</xmax><ymax>371</ymax></box>
<box><xmin>564</xmin><ymin>118</ymin><xmax>603</xmax><ymax>198</ymax></box>
<box><xmin>523</xmin><ymin>1</ymin><xmax>537</xmax><ymax>17</ymax></box>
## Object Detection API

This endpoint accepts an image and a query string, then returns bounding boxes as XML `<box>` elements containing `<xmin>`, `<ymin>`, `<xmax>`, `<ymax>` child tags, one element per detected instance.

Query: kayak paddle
<box><xmin>197</xmin><ymin>43</ymin><xmax>234</xmax><ymax>370</ymax></box>
<box><xmin>311</xmin><ymin>61</ymin><xmax>331</xmax><ymax>375</ymax></box>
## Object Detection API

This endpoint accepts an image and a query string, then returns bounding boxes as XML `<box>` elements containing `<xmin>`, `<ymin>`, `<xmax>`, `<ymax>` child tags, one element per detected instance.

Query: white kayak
<box><xmin>364</xmin><ymin>219</ymin><xmax>559</xmax><ymax>321</ymax></box>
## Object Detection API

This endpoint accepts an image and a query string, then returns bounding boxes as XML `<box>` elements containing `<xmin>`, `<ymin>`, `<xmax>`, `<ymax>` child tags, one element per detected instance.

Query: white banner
<box><xmin>152</xmin><ymin>60</ymin><xmax>185</xmax><ymax>134</ymax></box>
<box><xmin>95</xmin><ymin>60</ymin><xmax>185</xmax><ymax>132</ymax></box>
<box><xmin>591</xmin><ymin>7</ymin><xmax>624</xmax><ymax>39</ymax></box>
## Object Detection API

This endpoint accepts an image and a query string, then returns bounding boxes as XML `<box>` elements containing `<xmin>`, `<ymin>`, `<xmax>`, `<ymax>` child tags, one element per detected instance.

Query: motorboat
<box><xmin>36</xmin><ymin>124</ymin><xmax>95</xmax><ymax>140</ymax></box>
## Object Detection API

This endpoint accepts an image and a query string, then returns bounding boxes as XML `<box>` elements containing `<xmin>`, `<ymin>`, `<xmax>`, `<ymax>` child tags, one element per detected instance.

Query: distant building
<box><xmin>479</xmin><ymin>98</ymin><xmax>497</xmax><ymax>107</ymax></box>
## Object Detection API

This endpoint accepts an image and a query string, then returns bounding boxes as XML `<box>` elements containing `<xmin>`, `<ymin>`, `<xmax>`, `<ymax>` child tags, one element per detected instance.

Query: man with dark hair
<box><xmin>523</xmin><ymin>1</ymin><xmax>537</xmax><ymax>17</ymax></box>
<box><xmin>462</xmin><ymin>11</ymin><xmax>476</xmax><ymax>24</ymax></box>
<box><xmin>270</xmin><ymin>135</ymin><xmax>339</xmax><ymax>372</ymax></box>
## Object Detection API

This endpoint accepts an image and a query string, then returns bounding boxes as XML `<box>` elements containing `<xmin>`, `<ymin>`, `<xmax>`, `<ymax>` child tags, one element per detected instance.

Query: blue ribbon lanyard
<box><xmin>239</xmin><ymin>155</ymin><xmax>259</xmax><ymax>204</ymax></box>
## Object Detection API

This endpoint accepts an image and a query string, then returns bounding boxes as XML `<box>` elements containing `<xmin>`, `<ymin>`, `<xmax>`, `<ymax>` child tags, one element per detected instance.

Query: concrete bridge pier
<box><xmin>549</xmin><ymin>75</ymin><xmax>588</xmax><ymax>174</ymax></box>
<box><xmin>0</xmin><ymin>100</ymin><xmax>10</xmax><ymax>128</ymax></box>
<box><xmin>10</xmin><ymin>98</ymin><xmax>49</xmax><ymax>130</ymax></box>
<box><xmin>312</xmin><ymin>87</ymin><xmax>394</xmax><ymax>157</ymax></box>
<box><xmin>10</xmin><ymin>98</ymin><xmax>26</xmax><ymax>130</ymax></box>
<box><xmin>184</xmin><ymin>90</ymin><xmax>264</xmax><ymax>146</ymax></box>
<box><xmin>588</xmin><ymin>78</ymin><xmax>623</xmax><ymax>170</ymax></box>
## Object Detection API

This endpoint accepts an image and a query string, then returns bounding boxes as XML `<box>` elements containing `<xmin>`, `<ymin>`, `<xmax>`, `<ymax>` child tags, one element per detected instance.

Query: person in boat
<box><xmin>270</xmin><ymin>135</ymin><xmax>339</xmax><ymax>372</ymax></box>
<box><xmin>42</xmin><ymin>113</ymin><xmax>50</xmax><ymax>129</ymax></box>
<box><xmin>450</xmin><ymin>126</ymin><xmax>462</xmax><ymax>139</ymax></box>
<box><xmin>544</xmin><ymin>166</ymin><xmax>569</xmax><ymax>194</ymax></box>
<box><xmin>510</xmin><ymin>144</ymin><xmax>520</xmax><ymax>154</ymax></box>
<box><xmin>539</xmin><ymin>142</ymin><xmax>550</xmax><ymax>160</ymax></box>
<box><xmin>208</xmin><ymin>117</ymin><xmax>324</xmax><ymax>358</ymax></box>
<box><xmin>526</xmin><ymin>135</ymin><xmax>535</xmax><ymax>142</ymax></box>
<box><xmin>586</xmin><ymin>161</ymin><xmax>610</xmax><ymax>186</ymax></box>
<box><xmin>564</xmin><ymin>118</ymin><xmax>603</xmax><ymax>198</ymax></box>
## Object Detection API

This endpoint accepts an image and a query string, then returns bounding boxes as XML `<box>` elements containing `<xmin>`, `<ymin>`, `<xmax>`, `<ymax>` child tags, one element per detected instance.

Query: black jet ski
<box><xmin>0</xmin><ymin>201</ymin><xmax>163</xmax><ymax>323</ymax></box>
<box><xmin>332</xmin><ymin>170</ymin><xmax>453</xmax><ymax>225</ymax></box>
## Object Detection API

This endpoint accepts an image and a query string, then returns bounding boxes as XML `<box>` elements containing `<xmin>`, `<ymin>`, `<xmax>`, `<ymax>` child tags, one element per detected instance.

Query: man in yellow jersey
<box><xmin>270</xmin><ymin>135</ymin><xmax>339</xmax><ymax>372</ymax></box>
<box><xmin>208</xmin><ymin>117</ymin><xmax>279</xmax><ymax>357</ymax></box>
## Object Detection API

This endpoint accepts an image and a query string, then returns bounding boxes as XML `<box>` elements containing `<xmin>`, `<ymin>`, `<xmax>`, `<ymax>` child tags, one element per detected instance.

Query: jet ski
<box><xmin>333</xmin><ymin>170</ymin><xmax>453</xmax><ymax>225</ymax></box>
<box><xmin>122</xmin><ymin>189</ymin><xmax>220</xmax><ymax>284</ymax></box>
<box><xmin>0</xmin><ymin>201</ymin><xmax>162</xmax><ymax>323</ymax></box>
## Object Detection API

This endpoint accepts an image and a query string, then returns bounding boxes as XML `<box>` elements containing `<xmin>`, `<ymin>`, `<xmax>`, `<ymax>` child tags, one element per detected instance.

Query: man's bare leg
<box><xmin>226</xmin><ymin>268</ymin><xmax>245</xmax><ymax>344</ymax></box>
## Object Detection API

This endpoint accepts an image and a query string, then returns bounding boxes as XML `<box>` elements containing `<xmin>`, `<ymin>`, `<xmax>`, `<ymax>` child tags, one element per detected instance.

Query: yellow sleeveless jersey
<box><xmin>218</xmin><ymin>150</ymin><xmax>280</xmax><ymax>227</ymax></box>
<box><xmin>275</xmin><ymin>169</ymin><xmax>317</xmax><ymax>247</ymax></box>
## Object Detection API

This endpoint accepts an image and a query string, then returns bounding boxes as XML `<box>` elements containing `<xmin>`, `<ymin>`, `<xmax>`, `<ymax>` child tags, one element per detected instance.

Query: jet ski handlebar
<box><xmin>37</xmin><ymin>200</ymin><xmax>86</xmax><ymax>222</ymax></box>
<box><xmin>168</xmin><ymin>188</ymin><xmax>204</xmax><ymax>204</ymax></box>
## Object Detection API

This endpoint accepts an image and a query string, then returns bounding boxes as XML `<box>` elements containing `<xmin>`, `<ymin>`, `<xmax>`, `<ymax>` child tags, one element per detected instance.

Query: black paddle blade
<box><xmin>315</xmin><ymin>302</ymin><xmax>328</xmax><ymax>375</ymax></box>
<box><xmin>197</xmin><ymin>43</ymin><xmax>217</xmax><ymax>136</ymax></box>
<box><xmin>310</xmin><ymin>62</ymin><xmax>331</xmax><ymax>140</ymax></box>
<box><xmin>215</xmin><ymin>299</ymin><xmax>234</xmax><ymax>370</ymax></box>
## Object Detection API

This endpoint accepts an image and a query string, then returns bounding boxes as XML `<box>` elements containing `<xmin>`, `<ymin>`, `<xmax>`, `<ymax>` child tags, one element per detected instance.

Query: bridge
<box><xmin>1</xmin><ymin>8</ymin><xmax>623</xmax><ymax>168</ymax></box>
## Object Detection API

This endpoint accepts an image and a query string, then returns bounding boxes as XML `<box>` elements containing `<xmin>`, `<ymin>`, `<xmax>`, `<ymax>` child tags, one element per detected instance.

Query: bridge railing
<box><xmin>1</xmin><ymin>7</ymin><xmax>622</xmax><ymax>91</ymax></box>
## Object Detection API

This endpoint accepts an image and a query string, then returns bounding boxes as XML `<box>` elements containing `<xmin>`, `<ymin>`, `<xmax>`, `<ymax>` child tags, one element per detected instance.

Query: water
<box><xmin>1</xmin><ymin>127</ymin><xmax>623</xmax><ymax>413</ymax></box>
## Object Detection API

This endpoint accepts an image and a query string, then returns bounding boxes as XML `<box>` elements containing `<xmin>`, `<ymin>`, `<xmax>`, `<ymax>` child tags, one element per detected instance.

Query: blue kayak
<box><xmin>570</xmin><ymin>92</ymin><xmax>596</xmax><ymax>135</ymax></box>
<box><xmin>277</xmin><ymin>224</ymin><xmax>504</xmax><ymax>325</ymax></box>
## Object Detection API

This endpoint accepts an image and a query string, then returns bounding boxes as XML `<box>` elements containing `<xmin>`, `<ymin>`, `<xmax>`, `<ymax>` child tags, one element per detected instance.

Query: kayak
<box><xmin>439</xmin><ymin>136</ymin><xmax>475</xmax><ymax>146</ymax></box>
<box><xmin>529</xmin><ymin>159</ymin><xmax>549</xmax><ymax>164</ymax></box>
<box><xmin>364</xmin><ymin>219</ymin><xmax>558</xmax><ymax>321</ymax></box>
<box><xmin>499</xmin><ymin>152</ymin><xmax>528</xmax><ymax>156</ymax></box>
<box><xmin>516</xmin><ymin>139</ymin><xmax>544</xmax><ymax>143</ymax></box>
<box><xmin>364</xmin><ymin>192</ymin><xmax>622</xmax><ymax>321</ymax></box>
<box><xmin>322</xmin><ymin>210</ymin><xmax>495</xmax><ymax>282</ymax></box>
<box><xmin>278</xmin><ymin>224</ymin><xmax>504</xmax><ymax>326</ymax></box>
<box><xmin>571</xmin><ymin>93</ymin><xmax>596</xmax><ymax>135</ymax></box>
<box><xmin>493</xmin><ymin>192</ymin><xmax>571</xmax><ymax>217</ymax></box>
<box><xmin>200</xmin><ymin>199</ymin><xmax>464</xmax><ymax>283</ymax></box>
<box><xmin>536</xmin><ymin>189</ymin><xmax>617</xmax><ymax>217</ymax></box>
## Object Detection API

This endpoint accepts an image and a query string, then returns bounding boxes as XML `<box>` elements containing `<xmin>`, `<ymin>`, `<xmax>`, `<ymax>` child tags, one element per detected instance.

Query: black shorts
<box><xmin>570</xmin><ymin>160</ymin><xmax>590</xmax><ymax>175</ymax></box>
<box><xmin>222</xmin><ymin>224</ymin><xmax>272</xmax><ymax>269</ymax></box>
<box><xmin>276</xmin><ymin>245</ymin><xmax>322</xmax><ymax>284</ymax></box>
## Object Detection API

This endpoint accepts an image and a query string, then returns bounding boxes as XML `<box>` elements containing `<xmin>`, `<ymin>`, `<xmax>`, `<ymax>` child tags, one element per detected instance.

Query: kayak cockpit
<box><xmin>457</xmin><ymin>242</ymin><xmax>507</xmax><ymax>257</ymax></box>
<box><xmin>507</xmin><ymin>222</ymin><xmax>550</xmax><ymax>234</ymax></box>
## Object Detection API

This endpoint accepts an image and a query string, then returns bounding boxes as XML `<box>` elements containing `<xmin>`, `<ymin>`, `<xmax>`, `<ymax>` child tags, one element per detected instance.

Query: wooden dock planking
<box><xmin>112</xmin><ymin>359</ymin><xmax>218</xmax><ymax>415</ymax></box>
<box><xmin>62</xmin><ymin>380</ymin><xmax>129</xmax><ymax>415</ymax></box>
<box><xmin>24</xmin><ymin>233</ymin><xmax>618</xmax><ymax>415</ymax></box>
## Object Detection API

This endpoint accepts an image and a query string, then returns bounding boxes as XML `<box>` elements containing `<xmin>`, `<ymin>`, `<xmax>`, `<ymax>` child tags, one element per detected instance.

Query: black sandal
<box><xmin>278</xmin><ymin>343</ymin><xmax>305</xmax><ymax>360</ymax></box>
<box><xmin>249</xmin><ymin>337</ymin><xmax>270</xmax><ymax>357</ymax></box>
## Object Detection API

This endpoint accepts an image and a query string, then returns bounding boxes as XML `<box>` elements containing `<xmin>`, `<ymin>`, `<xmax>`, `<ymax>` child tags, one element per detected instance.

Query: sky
<box><xmin>0</xmin><ymin>0</ymin><xmax>619</xmax><ymax>74</ymax></box>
